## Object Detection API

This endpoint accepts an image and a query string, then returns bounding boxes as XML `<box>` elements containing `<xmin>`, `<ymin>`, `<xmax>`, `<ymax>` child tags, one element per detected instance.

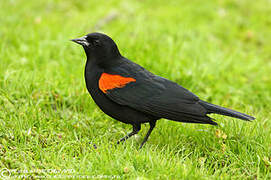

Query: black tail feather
<box><xmin>199</xmin><ymin>100</ymin><xmax>255</xmax><ymax>121</ymax></box>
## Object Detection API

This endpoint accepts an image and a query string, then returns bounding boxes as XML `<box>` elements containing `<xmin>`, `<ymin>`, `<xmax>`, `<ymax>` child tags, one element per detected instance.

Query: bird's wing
<box><xmin>100</xmin><ymin>59</ymin><xmax>215</xmax><ymax>124</ymax></box>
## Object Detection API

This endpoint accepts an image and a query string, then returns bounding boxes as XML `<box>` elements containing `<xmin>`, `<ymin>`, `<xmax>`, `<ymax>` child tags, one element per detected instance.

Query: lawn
<box><xmin>0</xmin><ymin>0</ymin><xmax>271</xmax><ymax>179</ymax></box>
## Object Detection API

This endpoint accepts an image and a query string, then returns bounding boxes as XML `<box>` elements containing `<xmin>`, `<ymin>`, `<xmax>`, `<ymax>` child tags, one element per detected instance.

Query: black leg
<box><xmin>139</xmin><ymin>121</ymin><xmax>156</xmax><ymax>149</ymax></box>
<box><xmin>117</xmin><ymin>124</ymin><xmax>141</xmax><ymax>144</ymax></box>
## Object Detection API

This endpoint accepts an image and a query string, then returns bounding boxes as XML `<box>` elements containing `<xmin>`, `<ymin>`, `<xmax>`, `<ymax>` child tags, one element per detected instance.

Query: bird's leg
<box><xmin>117</xmin><ymin>124</ymin><xmax>141</xmax><ymax>144</ymax></box>
<box><xmin>139</xmin><ymin>121</ymin><xmax>156</xmax><ymax>149</ymax></box>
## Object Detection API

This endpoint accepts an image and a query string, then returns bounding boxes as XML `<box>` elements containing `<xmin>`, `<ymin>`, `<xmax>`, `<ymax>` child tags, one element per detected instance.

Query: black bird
<box><xmin>71</xmin><ymin>32</ymin><xmax>255</xmax><ymax>148</ymax></box>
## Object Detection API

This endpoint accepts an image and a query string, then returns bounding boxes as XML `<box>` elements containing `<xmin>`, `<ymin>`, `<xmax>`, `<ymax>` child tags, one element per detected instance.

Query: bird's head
<box><xmin>71</xmin><ymin>32</ymin><xmax>121</xmax><ymax>64</ymax></box>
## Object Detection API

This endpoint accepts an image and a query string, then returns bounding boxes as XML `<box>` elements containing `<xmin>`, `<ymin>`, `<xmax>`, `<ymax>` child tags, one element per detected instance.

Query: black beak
<box><xmin>70</xmin><ymin>36</ymin><xmax>89</xmax><ymax>46</ymax></box>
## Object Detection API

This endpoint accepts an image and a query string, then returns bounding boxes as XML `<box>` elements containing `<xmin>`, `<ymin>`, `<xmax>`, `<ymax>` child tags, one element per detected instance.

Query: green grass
<box><xmin>0</xmin><ymin>0</ymin><xmax>271</xmax><ymax>179</ymax></box>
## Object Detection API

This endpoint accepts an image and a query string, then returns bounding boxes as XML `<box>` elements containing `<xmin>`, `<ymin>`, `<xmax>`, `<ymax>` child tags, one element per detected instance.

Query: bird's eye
<box><xmin>92</xmin><ymin>39</ymin><xmax>100</xmax><ymax>46</ymax></box>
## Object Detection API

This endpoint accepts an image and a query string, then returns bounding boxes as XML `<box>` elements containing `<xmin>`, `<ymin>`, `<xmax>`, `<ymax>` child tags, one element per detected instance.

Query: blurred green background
<box><xmin>0</xmin><ymin>0</ymin><xmax>270</xmax><ymax>179</ymax></box>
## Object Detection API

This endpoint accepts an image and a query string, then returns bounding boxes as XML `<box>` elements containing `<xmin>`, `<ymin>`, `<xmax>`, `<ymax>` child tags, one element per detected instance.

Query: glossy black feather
<box><xmin>105</xmin><ymin>57</ymin><xmax>217</xmax><ymax>125</ymax></box>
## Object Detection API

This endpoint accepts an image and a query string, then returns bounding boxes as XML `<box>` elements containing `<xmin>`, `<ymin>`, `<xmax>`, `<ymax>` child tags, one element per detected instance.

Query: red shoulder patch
<box><xmin>99</xmin><ymin>73</ymin><xmax>136</xmax><ymax>93</ymax></box>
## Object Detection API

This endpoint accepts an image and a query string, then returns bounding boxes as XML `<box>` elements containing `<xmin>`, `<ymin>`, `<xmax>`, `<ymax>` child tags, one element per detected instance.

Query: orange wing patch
<box><xmin>99</xmin><ymin>73</ymin><xmax>136</xmax><ymax>93</ymax></box>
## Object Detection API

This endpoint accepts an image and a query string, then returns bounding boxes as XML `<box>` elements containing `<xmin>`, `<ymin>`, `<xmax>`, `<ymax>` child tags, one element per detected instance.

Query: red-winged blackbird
<box><xmin>71</xmin><ymin>32</ymin><xmax>255</xmax><ymax>148</ymax></box>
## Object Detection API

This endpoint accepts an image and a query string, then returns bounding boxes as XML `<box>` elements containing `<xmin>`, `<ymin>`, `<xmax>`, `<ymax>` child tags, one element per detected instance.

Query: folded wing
<box><xmin>100</xmin><ymin>59</ymin><xmax>217</xmax><ymax>125</ymax></box>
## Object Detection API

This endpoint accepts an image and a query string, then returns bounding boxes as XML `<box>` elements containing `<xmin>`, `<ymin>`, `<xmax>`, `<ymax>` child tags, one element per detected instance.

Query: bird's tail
<box><xmin>199</xmin><ymin>100</ymin><xmax>255</xmax><ymax>121</ymax></box>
